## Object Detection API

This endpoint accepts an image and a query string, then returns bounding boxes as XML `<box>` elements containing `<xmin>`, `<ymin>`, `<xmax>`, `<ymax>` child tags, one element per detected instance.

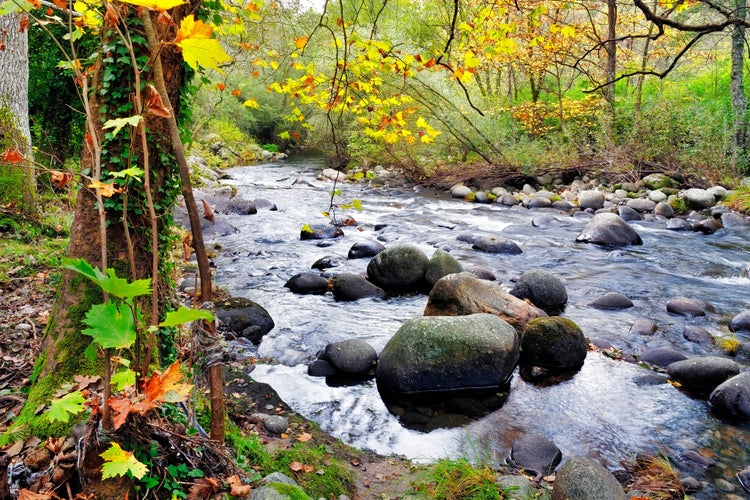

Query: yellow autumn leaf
<box><xmin>118</xmin><ymin>0</ymin><xmax>184</xmax><ymax>11</ymax></box>
<box><xmin>175</xmin><ymin>16</ymin><xmax>233</xmax><ymax>71</ymax></box>
<box><xmin>243</xmin><ymin>98</ymin><xmax>259</xmax><ymax>109</ymax></box>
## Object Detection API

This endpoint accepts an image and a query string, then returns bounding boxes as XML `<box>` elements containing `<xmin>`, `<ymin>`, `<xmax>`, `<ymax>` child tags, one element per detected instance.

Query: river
<box><xmin>205</xmin><ymin>154</ymin><xmax>750</xmax><ymax>497</ymax></box>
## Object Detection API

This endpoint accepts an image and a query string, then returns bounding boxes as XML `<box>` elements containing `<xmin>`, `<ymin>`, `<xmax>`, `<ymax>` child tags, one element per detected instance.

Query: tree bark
<box><xmin>0</xmin><ymin>12</ymin><xmax>35</xmax><ymax>216</ymax></box>
<box><xmin>602</xmin><ymin>0</ymin><xmax>617</xmax><ymax>143</ymax></box>
<box><xmin>731</xmin><ymin>0</ymin><xmax>747</xmax><ymax>171</ymax></box>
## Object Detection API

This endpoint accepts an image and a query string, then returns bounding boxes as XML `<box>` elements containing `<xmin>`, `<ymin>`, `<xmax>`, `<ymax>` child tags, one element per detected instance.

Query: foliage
<box><xmin>725</xmin><ymin>185</ymin><xmax>750</xmax><ymax>214</ymax></box>
<box><xmin>718</xmin><ymin>335</ymin><xmax>741</xmax><ymax>356</ymax></box>
<box><xmin>410</xmin><ymin>458</ymin><xmax>504</xmax><ymax>500</ymax></box>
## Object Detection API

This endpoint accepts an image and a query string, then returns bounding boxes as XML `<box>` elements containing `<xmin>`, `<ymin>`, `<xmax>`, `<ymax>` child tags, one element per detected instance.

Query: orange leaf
<box><xmin>294</xmin><ymin>36</ymin><xmax>308</xmax><ymax>49</ymax></box>
<box><xmin>18</xmin><ymin>490</ymin><xmax>53</xmax><ymax>500</ymax></box>
<box><xmin>201</xmin><ymin>199</ymin><xmax>215</xmax><ymax>223</ymax></box>
<box><xmin>19</xmin><ymin>16</ymin><xmax>29</xmax><ymax>33</ymax></box>
<box><xmin>216</xmin><ymin>82</ymin><xmax>226</xmax><ymax>91</ymax></box>
<box><xmin>146</xmin><ymin>84</ymin><xmax>171</xmax><ymax>118</ymax></box>
<box><xmin>231</xmin><ymin>89</ymin><xmax>241</xmax><ymax>97</ymax></box>
<box><xmin>188</xmin><ymin>477</ymin><xmax>220</xmax><ymax>500</ymax></box>
<box><xmin>142</xmin><ymin>361</ymin><xmax>192</xmax><ymax>406</ymax></box>
<box><xmin>226</xmin><ymin>475</ymin><xmax>251</xmax><ymax>497</ymax></box>
<box><xmin>29</xmin><ymin>0</ymin><xmax>41</xmax><ymax>7</ymax></box>
<box><xmin>108</xmin><ymin>397</ymin><xmax>132</xmax><ymax>429</ymax></box>
<box><xmin>88</xmin><ymin>180</ymin><xmax>121</xmax><ymax>197</ymax></box>
<box><xmin>52</xmin><ymin>0</ymin><xmax>66</xmax><ymax>8</ymax></box>
<box><xmin>0</xmin><ymin>149</ymin><xmax>24</xmax><ymax>164</ymax></box>
<box><xmin>50</xmin><ymin>170</ymin><xmax>73</xmax><ymax>190</ymax></box>
<box><xmin>296</xmin><ymin>432</ymin><xmax>313</xmax><ymax>443</ymax></box>
<box><xmin>45</xmin><ymin>7</ymin><xmax>53</xmax><ymax>15</ymax></box>
<box><xmin>103</xmin><ymin>2</ymin><xmax>120</xmax><ymax>26</ymax></box>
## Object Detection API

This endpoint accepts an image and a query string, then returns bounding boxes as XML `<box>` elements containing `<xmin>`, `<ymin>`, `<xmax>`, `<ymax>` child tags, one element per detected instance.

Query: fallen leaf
<box><xmin>18</xmin><ymin>490</ymin><xmax>54</xmax><ymax>500</ymax></box>
<box><xmin>201</xmin><ymin>199</ymin><xmax>215</xmax><ymax>223</ymax></box>
<box><xmin>226</xmin><ymin>475</ymin><xmax>251</xmax><ymax>497</ymax></box>
<box><xmin>351</xmin><ymin>458</ymin><xmax>361</xmax><ymax>466</ymax></box>
<box><xmin>187</xmin><ymin>477</ymin><xmax>220</xmax><ymax>500</ymax></box>
<box><xmin>146</xmin><ymin>84</ymin><xmax>171</xmax><ymax>118</ymax></box>
<box><xmin>0</xmin><ymin>149</ymin><xmax>24</xmax><ymax>164</ymax></box>
<box><xmin>296</xmin><ymin>432</ymin><xmax>313</xmax><ymax>443</ymax></box>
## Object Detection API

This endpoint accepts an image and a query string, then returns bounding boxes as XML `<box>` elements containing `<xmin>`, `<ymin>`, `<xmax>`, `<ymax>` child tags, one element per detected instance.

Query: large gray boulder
<box><xmin>551</xmin><ymin>457</ymin><xmax>626</xmax><ymax>500</ymax></box>
<box><xmin>510</xmin><ymin>269</ymin><xmax>568</xmax><ymax>313</ymax></box>
<box><xmin>366</xmin><ymin>244</ymin><xmax>429</xmax><ymax>293</ymax></box>
<box><xmin>577</xmin><ymin>190</ymin><xmax>605</xmax><ymax>210</ymax></box>
<box><xmin>375</xmin><ymin>314</ymin><xmax>519</xmax><ymax>394</ymax></box>
<box><xmin>472</xmin><ymin>237</ymin><xmax>523</xmax><ymax>255</ymax></box>
<box><xmin>330</xmin><ymin>273</ymin><xmax>385</xmax><ymax>302</ymax></box>
<box><xmin>284</xmin><ymin>272</ymin><xmax>328</xmax><ymax>295</ymax></box>
<box><xmin>683</xmin><ymin>188</ymin><xmax>715</xmax><ymax>209</ymax></box>
<box><xmin>643</xmin><ymin>173</ymin><xmax>674</xmax><ymax>190</ymax></box>
<box><xmin>575</xmin><ymin>212</ymin><xmax>643</xmax><ymax>246</ymax></box>
<box><xmin>216</xmin><ymin>297</ymin><xmax>275</xmax><ymax>344</ymax></box>
<box><xmin>667</xmin><ymin>357</ymin><xmax>741</xmax><ymax>393</ymax></box>
<box><xmin>322</xmin><ymin>339</ymin><xmax>378</xmax><ymax>374</ymax></box>
<box><xmin>626</xmin><ymin>198</ymin><xmax>656</xmax><ymax>213</ymax></box>
<box><xmin>709</xmin><ymin>372</ymin><xmax>750</xmax><ymax>418</ymax></box>
<box><xmin>425</xmin><ymin>248</ymin><xmax>463</xmax><ymax>287</ymax></box>
<box><xmin>521</xmin><ymin>317</ymin><xmax>587</xmax><ymax>370</ymax></box>
<box><xmin>424</xmin><ymin>272</ymin><xmax>547</xmax><ymax>332</ymax></box>
<box><xmin>510</xmin><ymin>433</ymin><xmax>562</xmax><ymax>480</ymax></box>
<box><xmin>729</xmin><ymin>310</ymin><xmax>750</xmax><ymax>333</ymax></box>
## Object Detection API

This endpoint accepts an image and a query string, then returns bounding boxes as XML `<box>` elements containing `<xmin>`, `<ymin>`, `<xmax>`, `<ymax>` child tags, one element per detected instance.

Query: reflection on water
<box><xmin>211</xmin><ymin>156</ymin><xmax>750</xmax><ymax>497</ymax></box>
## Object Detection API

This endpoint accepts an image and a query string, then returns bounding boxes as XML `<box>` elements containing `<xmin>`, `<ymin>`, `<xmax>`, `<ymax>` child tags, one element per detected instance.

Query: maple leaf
<box><xmin>225</xmin><ymin>475</ymin><xmax>251</xmax><ymax>497</ymax></box>
<box><xmin>175</xmin><ymin>15</ymin><xmax>232</xmax><ymax>71</ymax></box>
<box><xmin>118</xmin><ymin>0</ymin><xmax>184</xmax><ymax>11</ymax></box>
<box><xmin>146</xmin><ymin>84</ymin><xmax>171</xmax><ymax>118</ymax></box>
<box><xmin>81</xmin><ymin>302</ymin><xmax>136</xmax><ymax>350</ymax></box>
<box><xmin>100</xmin><ymin>442</ymin><xmax>148</xmax><ymax>479</ymax></box>
<box><xmin>141</xmin><ymin>361</ymin><xmax>192</xmax><ymax>407</ymax></box>
<box><xmin>47</xmin><ymin>391</ymin><xmax>86</xmax><ymax>423</ymax></box>
<box><xmin>88</xmin><ymin>179</ymin><xmax>121</xmax><ymax>197</ymax></box>
<box><xmin>296</xmin><ymin>432</ymin><xmax>313</xmax><ymax>443</ymax></box>
<box><xmin>188</xmin><ymin>477</ymin><xmax>220</xmax><ymax>500</ymax></box>
<box><xmin>17</xmin><ymin>490</ymin><xmax>54</xmax><ymax>500</ymax></box>
<box><xmin>102</xmin><ymin>115</ymin><xmax>143</xmax><ymax>137</ymax></box>
<box><xmin>108</xmin><ymin>396</ymin><xmax>132</xmax><ymax>429</ymax></box>
<box><xmin>0</xmin><ymin>149</ymin><xmax>24</xmax><ymax>164</ymax></box>
<box><xmin>50</xmin><ymin>170</ymin><xmax>73</xmax><ymax>190</ymax></box>
<box><xmin>294</xmin><ymin>36</ymin><xmax>308</xmax><ymax>49</ymax></box>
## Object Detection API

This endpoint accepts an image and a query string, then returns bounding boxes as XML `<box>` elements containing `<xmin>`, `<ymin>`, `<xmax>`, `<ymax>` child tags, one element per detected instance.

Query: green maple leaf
<box><xmin>159</xmin><ymin>306</ymin><xmax>214</xmax><ymax>327</ymax></box>
<box><xmin>111</xmin><ymin>369</ymin><xmax>136</xmax><ymax>391</ymax></box>
<box><xmin>82</xmin><ymin>302</ymin><xmax>136</xmax><ymax>349</ymax></box>
<box><xmin>102</xmin><ymin>116</ymin><xmax>143</xmax><ymax>138</ymax></box>
<box><xmin>63</xmin><ymin>259</ymin><xmax>151</xmax><ymax>299</ymax></box>
<box><xmin>47</xmin><ymin>391</ymin><xmax>86</xmax><ymax>423</ymax></box>
<box><xmin>101</xmin><ymin>442</ymin><xmax>149</xmax><ymax>479</ymax></box>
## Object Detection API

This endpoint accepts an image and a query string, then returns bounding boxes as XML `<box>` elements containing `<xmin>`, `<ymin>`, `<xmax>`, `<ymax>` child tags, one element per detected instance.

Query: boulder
<box><xmin>721</xmin><ymin>212</ymin><xmax>750</xmax><ymax>228</ymax></box>
<box><xmin>500</xmin><ymin>194</ymin><xmax>519</xmax><ymax>206</ymax></box>
<box><xmin>654</xmin><ymin>201</ymin><xmax>675</xmax><ymax>218</ymax></box>
<box><xmin>551</xmin><ymin>457</ymin><xmax>626</xmax><ymax>500</ymax></box>
<box><xmin>643</xmin><ymin>173</ymin><xmax>674</xmax><ymax>190</ymax></box>
<box><xmin>330</xmin><ymin>273</ymin><xmax>385</xmax><ymax>302</ymax></box>
<box><xmin>666</xmin><ymin>297</ymin><xmax>711</xmax><ymax>317</ymax></box>
<box><xmin>300</xmin><ymin>223</ymin><xmax>344</xmax><ymax>240</ymax></box>
<box><xmin>216</xmin><ymin>297</ymin><xmax>275</xmax><ymax>344</ymax></box>
<box><xmin>639</xmin><ymin>347</ymin><xmax>687</xmax><ymax>368</ymax></box>
<box><xmin>525</xmin><ymin>197</ymin><xmax>552</xmax><ymax>208</ymax></box>
<box><xmin>510</xmin><ymin>269</ymin><xmax>568</xmax><ymax>313</ymax></box>
<box><xmin>252</xmin><ymin>198</ymin><xmax>278</xmax><ymax>211</ymax></box>
<box><xmin>575</xmin><ymin>212</ymin><xmax>643</xmax><ymax>246</ymax></box>
<box><xmin>667</xmin><ymin>357</ymin><xmax>741</xmax><ymax>392</ymax></box>
<box><xmin>322</xmin><ymin>339</ymin><xmax>378</xmax><ymax>374</ymax></box>
<box><xmin>284</xmin><ymin>272</ymin><xmax>329</xmax><ymax>295</ymax></box>
<box><xmin>577</xmin><ymin>190</ymin><xmax>605</xmax><ymax>210</ymax></box>
<box><xmin>319</xmin><ymin>168</ymin><xmax>345</xmax><ymax>182</ymax></box>
<box><xmin>626</xmin><ymin>198</ymin><xmax>656</xmax><ymax>213</ymax></box>
<box><xmin>366</xmin><ymin>244</ymin><xmax>429</xmax><ymax>293</ymax></box>
<box><xmin>648</xmin><ymin>190</ymin><xmax>668</xmax><ymax>203</ymax></box>
<box><xmin>589</xmin><ymin>292</ymin><xmax>633</xmax><ymax>310</ymax></box>
<box><xmin>630</xmin><ymin>319</ymin><xmax>657</xmax><ymax>336</ymax></box>
<box><xmin>425</xmin><ymin>248</ymin><xmax>463</xmax><ymax>287</ymax></box>
<box><xmin>472</xmin><ymin>237</ymin><xmax>523</xmax><ymax>255</ymax></box>
<box><xmin>521</xmin><ymin>317</ymin><xmax>588</xmax><ymax>370</ymax></box>
<box><xmin>682</xmin><ymin>325</ymin><xmax>714</xmax><ymax>347</ymax></box>
<box><xmin>683</xmin><ymin>188</ymin><xmax>715</xmax><ymax>209</ymax></box>
<box><xmin>450</xmin><ymin>185</ymin><xmax>473</xmax><ymax>198</ymax></box>
<box><xmin>424</xmin><ymin>272</ymin><xmax>547</xmax><ymax>332</ymax></box>
<box><xmin>730</xmin><ymin>310</ymin><xmax>750</xmax><ymax>333</ymax></box>
<box><xmin>617</xmin><ymin>206</ymin><xmax>643</xmax><ymax>221</ymax></box>
<box><xmin>348</xmin><ymin>240</ymin><xmax>386</xmax><ymax>259</ymax></box>
<box><xmin>709</xmin><ymin>372</ymin><xmax>750</xmax><ymax>418</ymax></box>
<box><xmin>311</xmin><ymin>255</ymin><xmax>341</xmax><ymax>270</ymax></box>
<box><xmin>666</xmin><ymin>218</ymin><xmax>692</xmax><ymax>231</ymax></box>
<box><xmin>510</xmin><ymin>433</ymin><xmax>562</xmax><ymax>480</ymax></box>
<box><xmin>375</xmin><ymin>314</ymin><xmax>519</xmax><ymax>394</ymax></box>
<box><xmin>692</xmin><ymin>218</ymin><xmax>722</xmax><ymax>235</ymax></box>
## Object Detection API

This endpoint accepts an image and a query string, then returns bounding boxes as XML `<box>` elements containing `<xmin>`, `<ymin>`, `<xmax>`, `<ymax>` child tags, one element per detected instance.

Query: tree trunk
<box><xmin>601</xmin><ymin>0</ymin><xmax>617</xmax><ymax>144</ymax></box>
<box><xmin>731</xmin><ymin>0</ymin><xmax>747</xmax><ymax>172</ymax></box>
<box><xmin>0</xmin><ymin>13</ymin><xmax>35</xmax><ymax>216</ymax></box>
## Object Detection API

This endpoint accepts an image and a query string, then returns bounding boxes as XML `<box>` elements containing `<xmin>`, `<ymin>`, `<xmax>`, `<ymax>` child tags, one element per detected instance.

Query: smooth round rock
<box><xmin>324</xmin><ymin>339</ymin><xmax>378</xmax><ymax>374</ymax></box>
<box><xmin>666</xmin><ymin>297</ymin><xmax>710</xmax><ymax>317</ymax></box>
<box><xmin>667</xmin><ymin>356</ymin><xmax>741</xmax><ymax>392</ymax></box>
<box><xmin>589</xmin><ymin>292</ymin><xmax>633</xmax><ymax>310</ymax></box>
<box><xmin>576</xmin><ymin>212</ymin><xmax>643</xmax><ymax>246</ymax></box>
<box><xmin>709</xmin><ymin>372</ymin><xmax>750</xmax><ymax>419</ymax></box>
<box><xmin>729</xmin><ymin>310</ymin><xmax>750</xmax><ymax>333</ymax></box>
<box><xmin>551</xmin><ymin>457</ymin><xmax>626</xmax><ymax>500</ymax></box>
<box><xmin>510</xmin><ymin>269</ymin><xmax>568</xmax><ymax>313</ymax></box>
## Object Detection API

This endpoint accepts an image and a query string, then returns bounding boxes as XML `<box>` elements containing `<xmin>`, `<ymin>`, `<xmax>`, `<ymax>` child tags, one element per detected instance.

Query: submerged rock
<box><xmin>521</xmin><ymin>317</ymin><xmax>587</xmax><ymax>370</ymax></box>
<box><xmin>575</xmin><ymin>212</ymin><xmax>643</xmax><ymax>246</ymax></box>
<box><xmin>510</xmin><ymin>269</ymin><xmax>568</xmax><ymax>313</ymax></box>
<box><xmin>366</xmin><ymin>244</ymin><xmax>429</xmax><ymax>293</ymax></box>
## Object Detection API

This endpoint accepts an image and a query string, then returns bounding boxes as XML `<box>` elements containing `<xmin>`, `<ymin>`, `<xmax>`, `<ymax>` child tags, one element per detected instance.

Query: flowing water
<box><xmin>206</xmin><ymin>155</ymin><xmax>750</xmax><ymax>497</ymax></box>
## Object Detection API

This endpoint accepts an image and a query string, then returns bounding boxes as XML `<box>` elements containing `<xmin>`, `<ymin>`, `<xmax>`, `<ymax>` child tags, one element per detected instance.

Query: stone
<box><xmin>642</xmin><ymin>174</ymin><xmax>674</xmax><ymax>190</ymax></box>
<box><xmin>496</xmin><ymin>475</ymin><xmax>536</xmax><ymax>500</ymax></box>
<box><xmin>667</xmin><ymin>356</ymin><xmax>741</xmax><ymax>392</ymax></box>
<box><xmin>348</xmin><ymin>240</ymin><xmax>385</xmax><ymax>259</ymax></box>
<box><xmin>666</xmin><ymin>297</ymin><xmax>711</xmax><ymax>317</ymax></box>
<box><xmin>630</xmin><ymin>319</ymin><xmax>657</xmax><ymax>336</ymax></box>
<box><xmin>722</xmin><ymin>212</ymin><xmax>750</xmax><ymax>228</ymax></box>
<box><xmin>693</xmin><ymin>218</ymin><xmax>723</xmax><ymax>235</ymax></box>
<box><xmin>330</xmin><ymin>273</ymin><xmax>385</xmax><ymax>302</ymax></box>
<box><xmin>500</xmin><ymin>194</ymin><xmax>519</xmax><ymax>206</ymax></box>
<box><xmin>311</xmin><ymin>256</ymin><xmax>341</xmax><ymax>270</ymax></box>
<box><xmin>520</xmin><ymin>317</ymin><xmax>587</xmax><ymax>370</ymax></box>
<box><xmin>323</xmin><ymin>339</ymin><xmax>378</xmax><ymax>374</ymax></box>
<box><xmin>577</xmin><ymin>190</ymin><xmax>605</xmax><ymax>210</ymax></box>
<box><xmin>366</xmin><ymin>244</ymin><xmax>429</xmax><ymax>293</ymax></box>
<box><xmin>300</xmin><ymin>223</ymin><xmax>344</xmax><ymax>240</ymax></box>
<box><xmin>472</xmin><ymin>237</ymin><xmax>523</xmax><ymax>254</ymax></box>
<box><xmin>525</xmin><ymin>197</ymin><xmax>552</xmax><ymax>208</ymax></box>
<box><xmin>425</xmin><ymin>248</ymin><xmax>463</xmax><ymax>287</ymax></box>
<box><xmin>682</xmin><ymin>325</ymin><xmax>714</xmax><ymax>347</ymax></box>
<box><xmin>308</xmin><ymin>359</ymin><xmax>337</xmax><ymax>377</ymax></box>
<box><xmin>729</xmin><ymin>310</ymin><xmax>750</xmax><ymax>333</ymax></box>
<box><xmin>654</xmin><ymin>201</ymin><xmax>675</xmax><ymax>218</ymax></box>
<box><xmin>551</xmin><ymin>456</ymin><xmax>626</xmax><ymax>500</ymax></box>
<box><xmin>375</xmin><ymin>314</ymin><xmax>519</xmax><ymax>394</ymax></box>
<box><xmin>451</xmin><ymin>185</ymin><xmax>473</xmax><ymax>198</ymax></box>
<box><xmin>626</xmin><ymin>198</ymin><xmax>656</xmax><ymax>213</ymax></box>
<box><xmin>510</xmin><ymin>269</ymin><xmax>568</xmax><ymax>313</ymax></box>
<box><xmin>648</xmin><ymin>190</ymin><xmax>668</xmax><ymax>203</ymax></box>
<box><xmin>424</xmin><ymin>272</ymin><xmax>547</xmax><ymax>332</ymax></box>
<box><xmin>639</xmin><ymin>347</ymin><xmax>687</xmax><ymax>368</ymax></box>
<box><xmin>319</xmin><ymin>168</ymin><xmax>345</xmax><ymax>182</ymax></box>
<box><xmin>617</xmin><ymin>206</ymin><xmax>643</xmax><ymax>221</ymax></box>
<box><xmin>510</xmin><ymin>433</ymin><xmax>562</xmax><ymax>480</ymax></box>
<box><xmin>709</xmin><ymin>372</ymin><xmax>750</xmax><ymax>419</ymax></box>
<box><xmin>284</xmin><ymin>272</ymin><xmax>329</xmax><ymax>295</ymax></box>
<box><xmin>575</xmin><ymin>212</ymin><xmax>643</xmax><ymax>246</ymax></box>
<box><xmin>217</xmin><ymin>297</ymin><xmax>275</xmax><ymax>344</ymax></box>
<box><xmin>683</xmin><ymin>188</ymin><xmax>715</xmax><ymax>209</ymax></box>
<box><xmin>589</xmin><ymin>292</ymin><xmax>633</xmax><ymax>310</ymax></box>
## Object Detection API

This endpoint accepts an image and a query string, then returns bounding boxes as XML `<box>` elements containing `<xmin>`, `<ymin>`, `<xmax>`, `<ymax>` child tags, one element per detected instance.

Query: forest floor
<box><xmin>0</xmin><ymin>256</ymin><xmax>431</xmax><ymax>499</ymax></box>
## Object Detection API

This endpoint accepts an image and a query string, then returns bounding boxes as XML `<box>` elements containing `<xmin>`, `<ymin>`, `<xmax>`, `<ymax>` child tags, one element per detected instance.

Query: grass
<box><xmin>717</xmin><ymin>335</ymin><xmax>741</xmax><ymax>356</ymax></box>
<box><xmin>410</xmin><ymin>458</ymin><xmax>507</xmax><ymax>500</ymax></box>
<box><xmin>624</xmin><ymin>453</ymin><xmax>684</xmax><ymax>500</ymax></box>
<box><xmin>725</xmin><ymin>185</ymin><xmax>750</xmax><ymax>214</ymax></box>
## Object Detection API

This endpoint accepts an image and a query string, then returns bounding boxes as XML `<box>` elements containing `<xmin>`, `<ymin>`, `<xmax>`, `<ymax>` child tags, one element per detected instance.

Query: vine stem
<box><xmin>140</xmin><ymin>9</ymin><xmax>224</xmax><ymax>443</ymax></box>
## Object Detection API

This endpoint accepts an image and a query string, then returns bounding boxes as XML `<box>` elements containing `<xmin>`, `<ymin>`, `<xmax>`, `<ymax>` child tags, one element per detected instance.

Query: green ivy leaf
<box><xmin>101</xmin><ymin>442</ymin><xmax>149</xmax><ymax>479</ymax></box>
<box><xmin>102</xmin><ymin>116</ymin><xmax>143</xmax><ymax>138</ymax></box>
<box><xmin>109</xmin><ymin>167</ymin><xmax>145</xmax><ymax>179</ymax></box>
<box><xmin>82</xmin><ymin>302</ymin><xmax>136</xmax><ymax>350</ymax></box>
<box><xmin>47</xmin><ymin>391</ymin><xmax>86</xmax><ymax>423</ymax></box>
<box><xmin>159</xmin><ymin>306</ymin><xmax>214</xmax><ymax>327</ymax></box>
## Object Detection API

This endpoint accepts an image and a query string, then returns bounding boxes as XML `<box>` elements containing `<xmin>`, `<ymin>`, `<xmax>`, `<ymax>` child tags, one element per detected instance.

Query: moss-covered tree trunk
<box><xmin>0</xmin><ymin>12</ymin><xmax>36</xmax><ymax>217</ymax></box>
<box><xmin>13</xmin><ymin>3</ymin><xmax>200</xmax><ymax>497</ymax></box>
